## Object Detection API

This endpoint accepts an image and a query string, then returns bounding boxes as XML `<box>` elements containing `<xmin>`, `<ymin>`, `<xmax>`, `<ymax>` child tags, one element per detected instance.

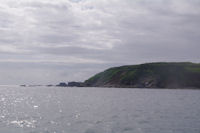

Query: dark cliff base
<box><xmin>84</xmin><ymin>62</ymin><xmax>200</xmax><ymax>89</ymax></box>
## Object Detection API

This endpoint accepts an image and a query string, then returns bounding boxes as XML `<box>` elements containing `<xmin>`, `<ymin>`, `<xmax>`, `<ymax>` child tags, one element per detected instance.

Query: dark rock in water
<box><xmin>56</xmin><ymin>82</ymin><xmax>68</xmax><ymax>87</ymax></box>
<box><xmin>28</xmin><ymin>85</ymin><xmax>42</xmax><ymax>87</ymax></box>
<box><xmin>68</xmin><ymin>82</ymin><xmax>84</xmax><ymax>87</ymax></box>
<box><xmin>20</xmin><ymin>85</ymin><xmax>26</xmax><ymax>87</ymax></box>
<box><xmin>46</xmin><ymin>84</ymin><xmax>53</xmax><ymax>87</ymax></box>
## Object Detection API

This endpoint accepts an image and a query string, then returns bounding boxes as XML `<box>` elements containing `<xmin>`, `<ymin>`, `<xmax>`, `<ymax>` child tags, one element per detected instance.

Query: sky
<box><xmin>0</xmin><ymin>0</ymin><xmax>200</xmax><ymax>85</ymax></box>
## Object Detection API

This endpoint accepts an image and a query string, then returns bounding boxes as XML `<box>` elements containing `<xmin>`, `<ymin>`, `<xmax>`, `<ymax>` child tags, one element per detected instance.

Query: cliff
<box><xmin>84</xmin><ymin>62</ymin><xmax>200</xmax><ymax>88</ymax></box>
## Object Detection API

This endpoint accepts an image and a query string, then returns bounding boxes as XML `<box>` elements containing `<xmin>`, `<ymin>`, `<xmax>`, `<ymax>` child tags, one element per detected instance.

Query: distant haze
<box><xmin>0</xmin><ymin>0</ymin><xmax>200</xmax><ymax>85</ymax></box>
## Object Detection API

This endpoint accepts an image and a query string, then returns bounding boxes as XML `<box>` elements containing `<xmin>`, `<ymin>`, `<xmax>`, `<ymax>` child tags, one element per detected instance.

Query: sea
<box><xmin>0</xmin><ymin>86</ymin><xmax>200</xmax><ymax>133</ymax></box>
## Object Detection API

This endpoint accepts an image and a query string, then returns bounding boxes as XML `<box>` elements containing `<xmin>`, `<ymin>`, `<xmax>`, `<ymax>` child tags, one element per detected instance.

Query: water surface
<box><xmin>0</xmin><ymin>87</ymin><xmax>200</xmax><ymax>133</ymax></box>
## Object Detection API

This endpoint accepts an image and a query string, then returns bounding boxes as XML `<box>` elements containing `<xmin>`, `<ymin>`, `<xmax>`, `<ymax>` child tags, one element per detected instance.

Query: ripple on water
<box><xmin>0</xmin><ymin>97</ymin><xmax>5</xmax><ymax>101</ymax></box>
<box><xmin>84</xmin><ymin>128</ymin><xmax>97</xmax><ymax>133</ymax></box>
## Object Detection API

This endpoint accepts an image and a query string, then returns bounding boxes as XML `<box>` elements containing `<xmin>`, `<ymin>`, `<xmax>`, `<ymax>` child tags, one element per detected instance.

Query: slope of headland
<box><xmin>84</xmin><ymin>62</ymin><xmax>200</xmax><ymax>88</ymax></box>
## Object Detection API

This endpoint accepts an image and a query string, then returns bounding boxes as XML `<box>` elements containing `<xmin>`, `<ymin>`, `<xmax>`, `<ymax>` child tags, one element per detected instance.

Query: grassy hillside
<box><xmin>84</xmin><ymin>62</ymin><xmax>200</xmax><ymax>88</ymax></box>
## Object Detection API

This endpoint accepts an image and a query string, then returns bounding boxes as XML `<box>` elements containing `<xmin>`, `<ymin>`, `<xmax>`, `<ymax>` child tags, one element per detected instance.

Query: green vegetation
<box><xmin>84</xmin><ymin>62</ymin><xmax>200</xmax><ymax>88</ymax></box>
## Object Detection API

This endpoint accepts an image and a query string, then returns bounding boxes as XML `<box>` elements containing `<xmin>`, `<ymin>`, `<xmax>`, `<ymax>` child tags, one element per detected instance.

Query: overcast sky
<box><xmin>0</xmin><ymin>0</ymin><xmax>200</xmax><ymax>85</ymax></box>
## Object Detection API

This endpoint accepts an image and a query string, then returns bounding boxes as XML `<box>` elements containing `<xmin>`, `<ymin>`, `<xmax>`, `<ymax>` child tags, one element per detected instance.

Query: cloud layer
<box><xmin>0</xmin><ymin>0</ymin><xmax>200</xmax><ymax>84</ymax></box>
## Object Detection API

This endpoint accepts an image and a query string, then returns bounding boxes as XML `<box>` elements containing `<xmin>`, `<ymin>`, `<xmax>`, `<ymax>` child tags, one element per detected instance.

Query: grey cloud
<box><xmin>0</xmin><ymin>0</ymin><xmax>199</xmax><ymax>84</ymax></box>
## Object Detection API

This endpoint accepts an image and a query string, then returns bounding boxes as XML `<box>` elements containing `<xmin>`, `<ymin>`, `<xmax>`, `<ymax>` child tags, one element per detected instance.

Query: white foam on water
<box><xmin>10</xmin><ymin>119</ymin><xmax>37</xmax><ymax>128</ymax></box>
<box><xmin>33</xmin><ymin>105</ymin><xmax>39</xmax><ymax>109</ymax></box>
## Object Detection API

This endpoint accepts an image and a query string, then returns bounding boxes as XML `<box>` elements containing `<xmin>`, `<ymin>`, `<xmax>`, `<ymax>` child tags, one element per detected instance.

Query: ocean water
<box><xmin>0</xmin><ymin>87</ymin><xmax>200</xmax><ymax>133</ymax></box>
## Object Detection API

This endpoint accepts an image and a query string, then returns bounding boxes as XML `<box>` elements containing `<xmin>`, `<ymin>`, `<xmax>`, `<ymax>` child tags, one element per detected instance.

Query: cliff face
<box><xmin>84</xmin><ymin>62</ymin><xmax>200</xmax><ymax>88</ymax></box>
